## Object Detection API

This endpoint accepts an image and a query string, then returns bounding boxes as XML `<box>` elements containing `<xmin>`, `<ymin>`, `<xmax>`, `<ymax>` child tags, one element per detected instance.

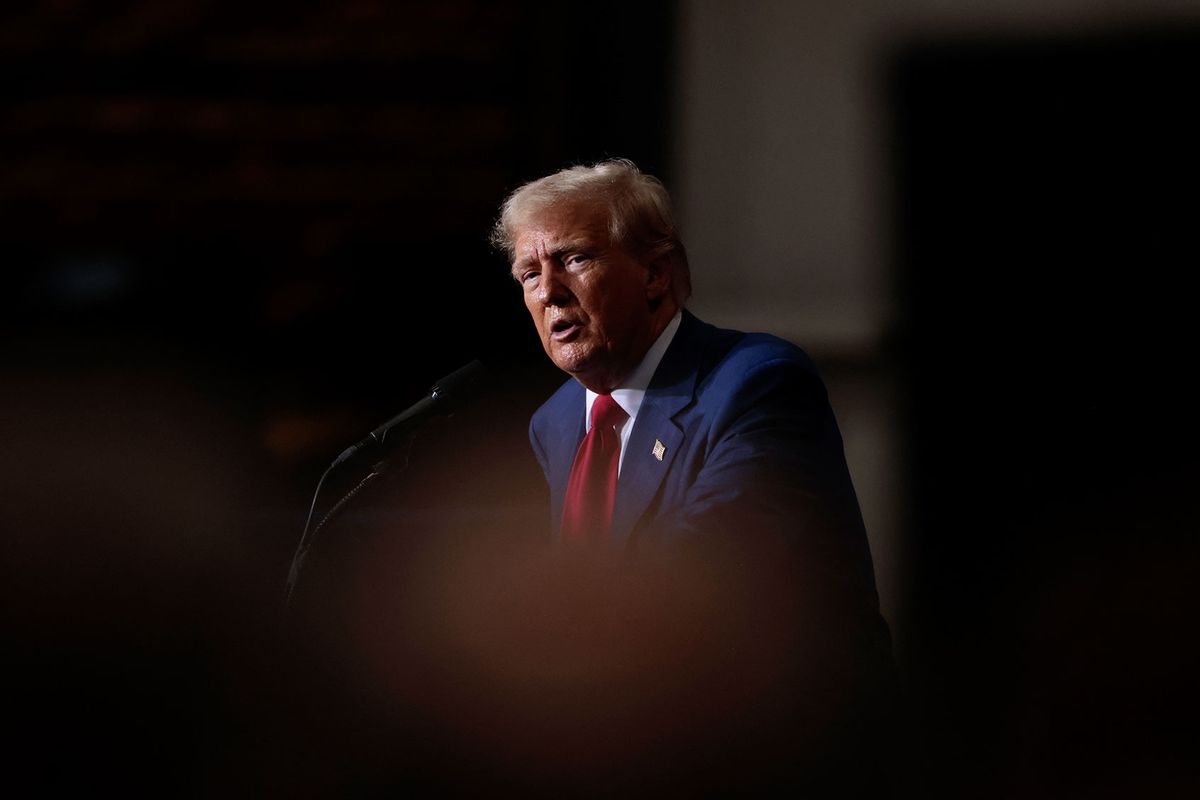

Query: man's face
<box><xmin>511</xmin><ymin>200</ymin><xmax>666</xmax><ymax>393</ymax></box>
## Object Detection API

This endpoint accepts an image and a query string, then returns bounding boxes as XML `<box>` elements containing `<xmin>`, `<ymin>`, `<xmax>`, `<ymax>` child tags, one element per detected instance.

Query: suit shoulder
<box><xmin>710</xmin><ymin>331</ymin><xmax>819</xmax><ymax>382</ymax></box>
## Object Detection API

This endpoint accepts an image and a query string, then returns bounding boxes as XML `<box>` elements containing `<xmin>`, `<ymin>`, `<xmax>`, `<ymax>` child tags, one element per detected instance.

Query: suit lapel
<box><xmin>610</xmin><ymin>311</ymin><xmax>704</xmax><ymax>547</ymax></box>
<box><xmin>611</xmin><ymin>405</ymin><xmax>685</xmax><ymax>547</ymax></box>
<box><xmin>547</xmin><ymin>382</ymin><xmax>586</xmax><ymax>534</ymax></box>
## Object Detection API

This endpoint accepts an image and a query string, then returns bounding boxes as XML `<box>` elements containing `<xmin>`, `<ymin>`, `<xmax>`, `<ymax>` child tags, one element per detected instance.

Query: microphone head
<box><xmin>430</xmin><ymin>359</ymin><xmax>486</xmax><ymax>403</ymax></box>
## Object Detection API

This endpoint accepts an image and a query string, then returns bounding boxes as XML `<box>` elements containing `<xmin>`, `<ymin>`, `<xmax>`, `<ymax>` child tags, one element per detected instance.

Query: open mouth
<box><xmin>550</xmin><ymin>318</ymin><xmax>581</xmax><ymax>341</ymax></box>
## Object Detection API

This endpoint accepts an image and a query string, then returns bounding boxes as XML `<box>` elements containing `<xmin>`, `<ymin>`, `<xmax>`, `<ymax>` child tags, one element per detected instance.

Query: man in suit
<box><xmin>491</xmin><ymin>159</ymin><xmax>893</xmax><ymax>793</ymax></box>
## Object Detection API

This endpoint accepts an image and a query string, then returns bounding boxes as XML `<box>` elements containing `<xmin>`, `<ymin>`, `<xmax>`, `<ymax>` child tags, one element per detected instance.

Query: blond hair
<box><xmin>490</xmin><ymin>158</ymin><xmax>692</xmax><ymax>303</ymax></box>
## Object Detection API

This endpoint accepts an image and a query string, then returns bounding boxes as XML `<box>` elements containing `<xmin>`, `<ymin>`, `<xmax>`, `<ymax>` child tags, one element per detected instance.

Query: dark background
<box><xmin>3</xmin><ymin>2</ymin><xmax>1197</xmax><ymax>796</ymax></box>
<box><xmin>892</xmin><ymin>30</ymin><xmax>1199</xmax><ymax>798</ymax></box>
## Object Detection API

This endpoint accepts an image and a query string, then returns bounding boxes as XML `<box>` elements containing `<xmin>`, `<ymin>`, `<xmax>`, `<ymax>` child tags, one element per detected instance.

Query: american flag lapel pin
<box><xmin>652</xmin><ymin>438</ymin><xmax>666</xmax><ymax>461</ymax></box>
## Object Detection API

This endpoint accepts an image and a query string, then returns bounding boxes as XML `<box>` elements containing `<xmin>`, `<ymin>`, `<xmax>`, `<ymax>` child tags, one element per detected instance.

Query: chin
<box><xmin>549</xmin><ymin>344</ymin><xmax>594</xmax><ymax>374</ymax></box>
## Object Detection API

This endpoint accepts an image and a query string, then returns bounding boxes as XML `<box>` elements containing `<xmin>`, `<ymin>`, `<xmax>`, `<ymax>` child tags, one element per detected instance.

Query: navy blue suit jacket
<box><xmin>530</xmin><ymin>311</ymin><xmax>879</xmax><ymax>596</ymax></box>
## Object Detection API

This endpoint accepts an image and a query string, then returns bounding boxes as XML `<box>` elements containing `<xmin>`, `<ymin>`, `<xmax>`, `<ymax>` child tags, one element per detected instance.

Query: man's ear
<box><xmin>645</xmin><ymin>255</ymin><xmax>672</xmax><ymax>301</ymax></box>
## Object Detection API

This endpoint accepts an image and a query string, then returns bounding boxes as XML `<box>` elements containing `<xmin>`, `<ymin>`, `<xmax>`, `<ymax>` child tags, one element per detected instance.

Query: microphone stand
<box><xmin>281</xmin><ymin>457</ymin><xmax>390</xmax><ymax>617</ymax></box>
<box><xmin>281</xmin><ymin>360</ymin><xmax>483</xmax><ymax>618</ymax></box>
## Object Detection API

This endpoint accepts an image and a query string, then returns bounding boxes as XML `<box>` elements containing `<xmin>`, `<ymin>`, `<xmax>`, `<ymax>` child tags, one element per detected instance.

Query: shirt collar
<box><xmin>585</xmin><ymin>310</ymin><xmax>683</xmax><ymax>429</ymax></box>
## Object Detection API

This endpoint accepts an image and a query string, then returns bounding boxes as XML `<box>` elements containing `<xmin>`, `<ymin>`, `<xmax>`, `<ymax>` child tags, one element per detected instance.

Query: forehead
<box><xmin>511</xmin><ymin>199</ymin><xmax>612</xmax><ymax>259</ymax></box>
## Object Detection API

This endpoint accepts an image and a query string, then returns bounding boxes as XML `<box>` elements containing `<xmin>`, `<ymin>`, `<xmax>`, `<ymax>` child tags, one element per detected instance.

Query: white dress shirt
<box><xmin>583</xmin><ymin>311</ymin><xmax>683</xmax><ymax>476</ymax></box>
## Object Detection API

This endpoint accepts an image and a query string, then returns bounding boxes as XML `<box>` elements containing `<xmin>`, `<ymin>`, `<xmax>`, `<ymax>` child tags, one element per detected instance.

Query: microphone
<box><xmin>333</xmin><ymin>359</ymin><xmax>486</xmax><ymax>465</ymax></box>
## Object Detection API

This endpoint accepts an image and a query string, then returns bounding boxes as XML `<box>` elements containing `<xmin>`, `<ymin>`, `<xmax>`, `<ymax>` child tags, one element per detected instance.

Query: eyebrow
<box><xmin>511</xmin><ymin>237</ymin><xmax>596</xmax><ymax>277</ymax></box>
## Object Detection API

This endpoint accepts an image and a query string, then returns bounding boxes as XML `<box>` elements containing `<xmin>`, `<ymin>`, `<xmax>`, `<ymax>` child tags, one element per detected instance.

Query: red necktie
<box><xmin>560</xmin><ymin>393</ymin><xmax>628</xmax><ymax>545</ymax></box>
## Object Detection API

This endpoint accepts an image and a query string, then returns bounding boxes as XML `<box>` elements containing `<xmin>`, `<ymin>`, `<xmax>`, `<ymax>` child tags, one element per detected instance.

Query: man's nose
<box><xmin>535</xmin><ymin>265</ymin><xmax>571</xmax><ymax>306</ymax></box>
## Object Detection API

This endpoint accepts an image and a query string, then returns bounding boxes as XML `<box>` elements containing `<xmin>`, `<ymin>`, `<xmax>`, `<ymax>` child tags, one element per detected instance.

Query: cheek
<box><xmin>574</xmin><ymin>277</ymin><xmax>607</xmax><ymax>318</ymax></box>
<box><xmin>592</xmin><ymin>287</ymin><xmax>637</xmax><ymax>330</ymax></box>
<box><xmin>523</xmin><ymin>294</ymin><xmax>541</xmax><ymax>323</ymax></box>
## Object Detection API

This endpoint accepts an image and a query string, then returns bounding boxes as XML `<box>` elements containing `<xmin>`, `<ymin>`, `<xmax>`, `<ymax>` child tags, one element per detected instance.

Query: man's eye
<box><xmin>565</xmin><ymin>253</ymin><xmax>589</xmax><ymax>267</ymax></box>
<box><xmin>521</xmin><ymin>271</ymin><xmax>540</xmax><ymax>284</ymax></box>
